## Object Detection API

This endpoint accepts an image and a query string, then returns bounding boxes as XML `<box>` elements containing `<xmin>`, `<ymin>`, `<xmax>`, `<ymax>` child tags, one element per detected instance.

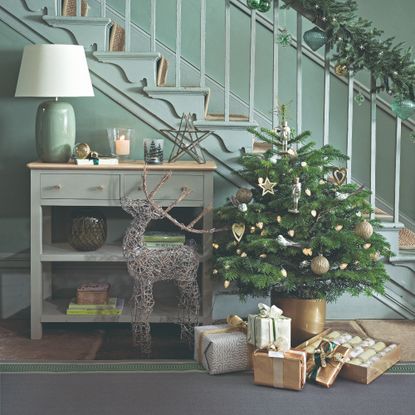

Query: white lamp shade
<box><xmin>15</xmin><ymin>44</ymin><xmax>94</xmax><ymax>97</ymax></box>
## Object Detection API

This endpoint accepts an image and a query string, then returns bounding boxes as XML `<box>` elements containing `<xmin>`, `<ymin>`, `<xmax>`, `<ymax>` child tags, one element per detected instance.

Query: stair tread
<box><xmin>390</xmin><ymin>251</ymin><xmax>415</xmax><ymax>262</ymax></box>
<box><xmin>144</xmin><ymin>86</ymin><xmax>210</xmax><ymax>94</ymax></box>
<box><xmin>94</xmin><ymin>52</ymin><xmax>161</xmax><ymax>59</ymax></box>
<box><xmin>205</xmin><ymin>114</ymin><xmax>249</xmax><ymax>121</ymax></box>
<box><xmin>43</xmin><ymin>16</ymin><xmax>111</xmax><ymax>24</ymax></box>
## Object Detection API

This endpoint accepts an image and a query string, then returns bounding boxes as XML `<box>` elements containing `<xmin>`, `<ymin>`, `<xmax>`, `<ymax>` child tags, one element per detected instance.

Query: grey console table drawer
<box><xmin>124</xmin><ymin>173</ymin><xmax>204</xmax><ymax>201</ymax></box>
<box><xmin>41</xmin><ymin>173</ymin><xmax>120</xmax><ymax>200</ymax></box>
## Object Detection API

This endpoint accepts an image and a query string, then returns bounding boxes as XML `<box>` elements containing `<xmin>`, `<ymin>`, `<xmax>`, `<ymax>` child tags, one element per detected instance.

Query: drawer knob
<box><xmin>53</xmin><ymin>184</ymin><xmax>62</xmax><ymax>190</ymax></box>
<box><xmin>96</xmin><ymin>185</ymin><xmax>105</xmax><ymax>191</ymax></box>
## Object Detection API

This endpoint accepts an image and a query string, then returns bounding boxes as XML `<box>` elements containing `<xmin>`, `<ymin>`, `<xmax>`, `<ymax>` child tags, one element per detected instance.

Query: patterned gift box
<box><xmin>253</xmin><ymin>349</ymin><xmax>307</xmax><ymax>391</ymax></box>
<box><xmin>247</xmin><ymin>303</ymin><xmax>291</xmax><ymax>350</ymax></box>
<box><xmin>194</xmin><ymin>324</ymin><xmax>251</xmax><ymax>375</ymax></box>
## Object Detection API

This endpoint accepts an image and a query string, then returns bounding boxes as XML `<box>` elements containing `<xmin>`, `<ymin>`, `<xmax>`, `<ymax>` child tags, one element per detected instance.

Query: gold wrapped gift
<box><xmin>296</xmin><ymin>329</ymin><xmax>401</xmax><ymax>384</ymax></box>
<box><xmin>306</xmin><ymin>340</ymin><xmax>350</xmax><ymax>388</ymax></box>
<box><xmin>253</xmin><ymin>350</ymin><xmax>307</xmax><ymax>391</ymax></box>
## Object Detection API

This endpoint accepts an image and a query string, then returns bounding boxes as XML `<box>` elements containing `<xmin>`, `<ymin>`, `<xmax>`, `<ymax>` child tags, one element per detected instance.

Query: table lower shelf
<box><xmin>41</xmin><ymin>298</ymin><xmax>198</xmax><ymax>324</ymax></box>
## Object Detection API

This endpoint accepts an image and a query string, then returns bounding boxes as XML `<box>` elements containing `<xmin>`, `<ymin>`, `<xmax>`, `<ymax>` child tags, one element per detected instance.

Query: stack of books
<box><xmin>66</xmin><ymin>297</ymin><xmax>124</xmax><ymax>315</ymax></box>
<box><xmin>143</xmin><ymin>232</ymin><xmax>186</xmax><ymax>249</ymax></box>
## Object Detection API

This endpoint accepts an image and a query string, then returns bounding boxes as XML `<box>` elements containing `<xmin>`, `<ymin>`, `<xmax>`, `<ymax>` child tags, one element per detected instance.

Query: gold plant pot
<box><xmin>271</xmin><ymin>295</ymin><xmax>326</xmax><ymax>346</ymax></box>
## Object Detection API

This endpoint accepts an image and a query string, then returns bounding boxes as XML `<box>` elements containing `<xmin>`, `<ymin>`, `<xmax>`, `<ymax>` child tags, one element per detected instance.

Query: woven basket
<box><xmin>109</xmin><ymin>22</ymin><xmax>125</xmax><ymax>51</ymax></box>
<box><xmin>77</xmin><ymin>282</ymin><xmax>110</xmax><ymax>305</ymax></box>
<box><xmin>62</xmin><ymin>0</ymin><xmax>89</xmax><ymax>16</ymax></box>
<box><xmin>399</xmin><ymin>228</ymin><xmax>415</xmax><ymax>250</ymax></box>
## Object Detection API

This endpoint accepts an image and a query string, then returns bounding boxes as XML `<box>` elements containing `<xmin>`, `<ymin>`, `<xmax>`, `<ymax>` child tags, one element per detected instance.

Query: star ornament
<box><xmin>258</xmin><ymin>177</ymin><xmax>277</xmax><ymax>196</ymax></box>
<box><xmin>161</xmin><ymin>113</ymin><xmax>212</xmax><ymax>164</ymax></box>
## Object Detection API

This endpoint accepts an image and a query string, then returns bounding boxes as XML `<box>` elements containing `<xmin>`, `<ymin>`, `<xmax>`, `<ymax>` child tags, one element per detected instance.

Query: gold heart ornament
<box><xmin>332</xmin><ymin>168</ymin><xmax>347</xmax><ymax>185</ymax></box>
<box><xmin>232</xmin><ymin>223</ymin><xmax>246</xmax><ymax>243</ymax></box>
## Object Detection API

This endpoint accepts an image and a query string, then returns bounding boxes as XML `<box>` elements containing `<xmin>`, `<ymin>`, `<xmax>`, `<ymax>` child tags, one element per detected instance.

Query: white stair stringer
<box><xmin>24</xmin><ymin>0</ymin><xmax>56</xmax><ymax>14</ymax></box>
<box><xmin>93</xmin><ymin>52</ymin><xmax>161</xmax><ymax>86</ymax></box>
<box><xmin>43</xmin><ymin>15</ymin><xmax>112</xmax><ymax>51</ymax></box>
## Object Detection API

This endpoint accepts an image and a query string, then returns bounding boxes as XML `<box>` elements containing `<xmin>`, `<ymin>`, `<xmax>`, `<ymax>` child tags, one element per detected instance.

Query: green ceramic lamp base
<box><xmin>36</xmin><ymin>100</ymin><xmax>76</xmax><ymax>163</ymax></box>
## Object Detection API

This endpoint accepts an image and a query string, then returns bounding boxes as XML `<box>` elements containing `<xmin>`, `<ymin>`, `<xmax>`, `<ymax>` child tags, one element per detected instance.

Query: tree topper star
<box><xmin>258</xmin><ymin>177</ymin><xmax>277</xmax><ymax>196</ymax></box>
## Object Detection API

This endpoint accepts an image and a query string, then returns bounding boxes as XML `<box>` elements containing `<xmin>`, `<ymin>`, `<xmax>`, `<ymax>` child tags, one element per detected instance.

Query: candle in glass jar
<box><xmin>115</xmin><ymin>134</ymin><xmax>130</xmax><ymax>156</ymax></box>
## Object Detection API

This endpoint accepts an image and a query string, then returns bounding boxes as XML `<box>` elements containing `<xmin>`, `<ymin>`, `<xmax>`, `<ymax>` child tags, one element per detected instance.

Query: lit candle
<box><xmin>115</xmin><ymin>134</ymin><xmax>130</xmax><ymax>156</ymax></box>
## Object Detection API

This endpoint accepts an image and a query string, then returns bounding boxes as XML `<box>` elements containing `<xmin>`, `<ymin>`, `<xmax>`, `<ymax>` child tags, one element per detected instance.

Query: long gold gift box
<box><xmin>295</xmin><ymin>329</ymin><xmax>401</xmax><ymax>385</ymax></box>
<box><xmin>253</xmin><ymin>350</ymin><xmax>307</xmax><ymax>391</ymax></box>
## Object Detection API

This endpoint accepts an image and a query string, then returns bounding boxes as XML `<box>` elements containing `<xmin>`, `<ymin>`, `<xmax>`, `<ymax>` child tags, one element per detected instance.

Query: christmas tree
<box><xmin>212</xmin><ymin>117</ymin><xmax>391</xmax><ymax>302</ymax></box>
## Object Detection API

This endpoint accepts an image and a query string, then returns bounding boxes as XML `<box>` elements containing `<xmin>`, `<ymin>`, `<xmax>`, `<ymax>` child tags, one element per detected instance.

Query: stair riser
<box><xmin>24</xmin><ymin>0</ymin><xmax>56</xmax><ymax>14</ymax></box>
<box><xmin>386</xmin><ymin>263</ymin><xmax>415</xmax><ymax>294</ymax></box>
<box><xmin>377</xmin><ymin>227</ymin><xmax>401</xmax><ymax>254</ymax></box>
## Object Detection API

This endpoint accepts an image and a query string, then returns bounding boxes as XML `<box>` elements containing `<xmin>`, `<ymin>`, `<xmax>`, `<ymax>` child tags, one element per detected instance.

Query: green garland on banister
<box><xmin>282</xmin><ymin>0</ymin><xmax>415</xmax><ymax>104</ymax></box>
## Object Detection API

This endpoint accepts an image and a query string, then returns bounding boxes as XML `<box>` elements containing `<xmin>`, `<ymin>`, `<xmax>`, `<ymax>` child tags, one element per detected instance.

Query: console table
<box><xmin>28</xmin><ymin>161</ymin><xmax>216</xmax><ymax>339</ymax></box>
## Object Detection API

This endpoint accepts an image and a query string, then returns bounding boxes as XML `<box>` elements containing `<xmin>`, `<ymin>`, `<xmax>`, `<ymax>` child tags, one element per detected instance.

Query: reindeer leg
<box><xmin>177</xmin><ymin>276</ymin><xmax>200</xmax><ymax>346</ymax></box>
<box><xmin>131</xmin><ymin>278</ymin><xmax>155</xmax><ymax>355</ymax></box>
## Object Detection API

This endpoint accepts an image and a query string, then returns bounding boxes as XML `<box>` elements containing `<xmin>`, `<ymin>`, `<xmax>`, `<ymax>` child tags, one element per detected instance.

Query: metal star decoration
<box><xmin>258</xmin><ymin>177</ymin><xmax>277</xmax><ymax>196</ymax></box>
<box><xmin>161</xmin><ymin>113</ymin><xmax>212</xmax><ymax>164</ymax></box>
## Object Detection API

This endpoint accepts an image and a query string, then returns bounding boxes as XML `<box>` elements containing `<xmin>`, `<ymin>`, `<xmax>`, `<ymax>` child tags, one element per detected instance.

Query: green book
<box><xmin>66</xmin><ymin>298</ymin><xmax>124</xmax><ymax>315</ymax></box>
<box><xmin>67</xmin><ymin>297</ymin><xmax>118</xmax><ymax>310</ymax></box>
<box><xmin>143</xmin><ymin>232</ymin><xmax>185</xmax><ymax>243</ymax></box>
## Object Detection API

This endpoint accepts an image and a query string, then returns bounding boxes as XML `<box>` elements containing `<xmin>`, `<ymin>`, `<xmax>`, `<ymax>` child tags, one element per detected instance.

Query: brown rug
<box><xmin>0</xmin><ymin>320</ymin><xmax>103</xmax><ymax>360</ymax></box>
<box><xmin>357</xmin><ymin>319</ymin><xmax>415</xmax><ymax>361</ymax></box>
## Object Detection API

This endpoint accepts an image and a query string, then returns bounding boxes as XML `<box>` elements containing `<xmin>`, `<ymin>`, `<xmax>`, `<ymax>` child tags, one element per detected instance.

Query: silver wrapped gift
<box><xmin>194</xmin><ymin>324</ymin><xmax>250</xmax><ymax>375</ymax></box>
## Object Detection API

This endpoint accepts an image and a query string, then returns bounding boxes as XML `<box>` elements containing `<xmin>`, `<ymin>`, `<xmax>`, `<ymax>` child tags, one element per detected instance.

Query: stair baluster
<box><xmin>176</xmin><ymin>0</ymin><xmax>182</xmax><ymax>87</ymax></box>
<box><xmin>370</xmin><ymin>75</ymin><xmax>377</xmax><ymax>219</ymax></box>
<box><xmin>346</xmin><ymin>72</ymin><xmax>354</xmax><ymax>184</ymax></box>
<box><xmin>100</xmin><ymin>0</ymin><xmax>106</xmax><ymax>18</ymax></box>
<box><xmin>249</xmin><ymin>8</ymin><xmax>256</xmax><ymax>123</ymax></box>
<box><xmin>76</xmin><ymin>0</ymin><xmax>81</xmax><ymax>16</ymax></box>
<box><xmin>323</xmin><ymin>43</ymin><xmax>330</xmax><ymax>145</ymax></box>
<box><xmin>296</xmin><ymin>12</ymin><xmax>302</xmax><ymax>134</ymax></box>
<box><xmin>124</xmin><ymin>0</ymin><xmax>131</xmax><ymax>52</ymax></box>
<box><xmin>200</xmin><ymin>0</ymin><xmax>206</xmax><ymax>88</ymax></box>
<box><xmin>150</xmin><ymin>0</ymin><xmax>156</xmax><ymax>52</ymax></box>
<box><xmin>272</xmin><ymin>0</ymin><xmax>280</xmax><ymax>129</ymax></box>
<box><xmin>224</xmin><ymin>0</ymin><xmax>231</xmax><ymax>122</ymax></box>
<box><xmin>394</xmin><ymin>118</ymin><xmax>402</xmax><ymax>225</ymax></box>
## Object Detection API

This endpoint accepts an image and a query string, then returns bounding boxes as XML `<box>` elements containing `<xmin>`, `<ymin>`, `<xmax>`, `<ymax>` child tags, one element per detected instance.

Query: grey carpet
<box><xmin>1</xmin><ymin>372</ymin><xmax>414</xmax><ymax>415</ymax></box>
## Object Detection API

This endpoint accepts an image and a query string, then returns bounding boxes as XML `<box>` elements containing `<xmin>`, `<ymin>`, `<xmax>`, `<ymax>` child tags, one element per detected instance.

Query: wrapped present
<box><xmin>306</xmin><ymin>339</ymin><xmax>350</xmax><ymax>388</ymax></box>
<box><xmin>194</xmin><ymin>316</ymin><xmax>251</xmax><ymax>375</ymax></box>
<box><xmin>297</xmin><ymin>329</ymin><xmax>401</xmax><ymax>384</ymax></box>
<box><xmin>253</xmin><ymin>349</ymin><xmax>307</xmax><ymax>391</ymax></box>
<box><xmin>247</xmin><ymin>303</ymin><xmax>291</xmax><ymax>350</ymax></box>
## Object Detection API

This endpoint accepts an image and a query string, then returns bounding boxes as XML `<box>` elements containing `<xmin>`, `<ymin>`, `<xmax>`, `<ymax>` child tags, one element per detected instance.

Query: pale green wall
<box><xmin>1</xmin><ymin>0</ymin><xmax>415</xmax><ymax>255</ymax></box>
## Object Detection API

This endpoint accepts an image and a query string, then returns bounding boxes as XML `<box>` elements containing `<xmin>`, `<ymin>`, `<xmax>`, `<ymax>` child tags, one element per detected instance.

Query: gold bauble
<box><xmin>281</xmin><ymin>268</ymin><xmax>288</xmax><ymax>278</ymax></box>
<box><xmin>276</xmin><ymin>215</ymin><xmax>282</xmax><ymax>223</ymax></box>
<box><xmin>335</xmin><ymin>224</ymin><xmax>343</xmax><ymax>232</ymax></box>
<box><xmin>311</xmin><ymin>255</ymin><xmax>330</xmax><ymax>275</ymax></box>
<box><xmin>260</xmin><ymin>230</ymin><xmax>267</xmax><ymax>236</ymax></box>
<box><xmin>73</xmin><ymin>143</ymin><xmax>91</xmax><ymax>159</ymax></box>
<box><xmin>259</xmin><ymin>253</ymin><xmax>267</xmax><ymax>259</ymax></box>
<box><xmin>311</xmin><ymin>210</ymin><xmax>317</xmax><ymax>217</ymax></box>
<box><xmin>212</xmin><ymin>243</ymin><xmax>219</xmax><ymax>250</ymax></box>
<box><xmin>236</xmin><ymin>249</ymin><xmax>241</xmax><ymax>255</ymax></box>
<box><xmin>305</xmin><ymin>188</ymin><xmax>311</xmax><ymax>196</ymax></box>
<box><xmin>224</xmin><ymin>280</ymin><xmax>231</xmax><ymax>288</ymax></box>
<box><xmin>355</xmin><ymin>220</ymin><xmax>373</xmax><ymax>240</ymax></box>
<box><xmin>335</xmin><ymin>64</ymin><xmax>348</xmax><ymax>77</ymax></box>
<box><xmin>250</xmin><ymin>226</ymin><xmax>256</xmax><ymax>233</ymax></box>
<box><xmin>363</xmin><ymin>243</ymin><xmax>372</xmax><ymax>250</ymax></box>
<box><xmin>256</xmin><ymin>222</ymin><xmax>264</xmax><ymax>230</ymax></box>
<box><xmin>240</xmin><ymin>252</ymin><xmax>247</xmax><ymax>257</ymax></box>
<box><xmin>339</xmin><ymin>263</ymin><xmax>348</xmax><ymax>270</ymax></box>
<box><xmin>236</xmin><ymin>188</ymin><xmax>253</xmax><ymax>204</ymax></box>
<box><xmin>288</xmin><ymin>229</ymin><xmax>295</xmax><ymax>237</ymax></box>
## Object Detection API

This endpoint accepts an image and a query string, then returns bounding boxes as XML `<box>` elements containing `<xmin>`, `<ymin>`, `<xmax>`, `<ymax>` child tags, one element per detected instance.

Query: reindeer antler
<box><xmin>142</xmin><ymin>164</ymin><xmax>226</xmax><ymax>234</ymax></box>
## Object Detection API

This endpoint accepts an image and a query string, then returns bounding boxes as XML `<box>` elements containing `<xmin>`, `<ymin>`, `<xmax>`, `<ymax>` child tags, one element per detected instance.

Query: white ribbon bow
<box><xmin>258</xmin><ymin>303</ymin><xmax>283</xmax><ymax>319</ymax></box>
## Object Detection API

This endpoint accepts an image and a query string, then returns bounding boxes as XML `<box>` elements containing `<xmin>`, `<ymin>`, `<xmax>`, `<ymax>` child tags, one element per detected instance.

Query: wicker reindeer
<box><xmin>121</xmin><ymin>167</ymin><xmax>218</xmax><ymax>354</ymax></box>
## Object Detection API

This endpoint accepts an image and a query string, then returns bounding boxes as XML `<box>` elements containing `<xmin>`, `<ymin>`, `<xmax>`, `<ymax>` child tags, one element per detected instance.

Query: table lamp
<box><xmin>15</xmin><ymin>44</ymin><xmax>94</xmax><ymax>163</ymax></box>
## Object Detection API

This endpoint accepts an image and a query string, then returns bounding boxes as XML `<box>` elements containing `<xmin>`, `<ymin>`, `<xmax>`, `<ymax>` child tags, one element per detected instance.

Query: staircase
<box><xmin>1</xmin><ymin>0</ymin><xmax>415</xmax><ymax>319</ymax></box>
